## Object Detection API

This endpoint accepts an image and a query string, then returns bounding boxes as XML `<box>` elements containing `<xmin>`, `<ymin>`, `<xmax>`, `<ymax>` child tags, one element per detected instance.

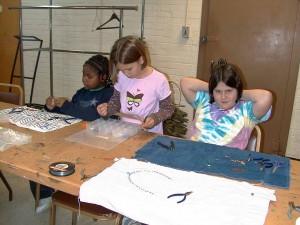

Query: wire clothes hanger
<box><xmin>96</xmin><ymin>12</ymin><xmax>122</xmax><ymax>30</ymax></box>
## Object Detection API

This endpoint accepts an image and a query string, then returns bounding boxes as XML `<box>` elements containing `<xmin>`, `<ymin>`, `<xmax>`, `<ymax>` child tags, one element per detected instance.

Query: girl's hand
<box><xmin>97</xmin><ymin>103</ymin><xmax>108</xmax><ymax>116</ymax></box>
<box><xmin>54</xmin><ymin>97</ymin><xmax>67</xmax><ymax>107</ymax></box>
<box><xmin>141</xmin><ymin>116</ymin><xmax>155</xmax><ymax>130</ymax></box>
<box><xmin>45</xmin><ymin>96</ymin><xmax>55</xmax><ymax>110</ymax></box>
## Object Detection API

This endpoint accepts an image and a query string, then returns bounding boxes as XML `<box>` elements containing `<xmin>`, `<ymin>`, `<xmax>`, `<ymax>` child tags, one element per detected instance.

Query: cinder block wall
<box><xmin>21</xmin><ymin>0</ymin><xmax>201</xmax><ymax>128</ymax></box>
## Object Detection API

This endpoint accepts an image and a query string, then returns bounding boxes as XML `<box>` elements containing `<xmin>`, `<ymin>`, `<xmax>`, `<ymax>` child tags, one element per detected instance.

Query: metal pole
<box><xmin>119</xmin><ymin>10</ymin><xmax>123</xmax><ymax>38</ymax></box>
<box><xmin>18</xmin><ymin>9</ymin><xmax>24</xmax><ymax>90</ymax></box>
<box><xmin>9</xmin><ymin>5</ymin><xmax>138</xmax><ymax>10</ymax></box>
<box><xmin>49</xmin><ymin>0</ymin><xmax>53</xmax><ymax>96</ymax></box>
<box><xmin>141</xmin><ymin>0</ymin><xmax>145</xmax><ymax>39</ymax></box>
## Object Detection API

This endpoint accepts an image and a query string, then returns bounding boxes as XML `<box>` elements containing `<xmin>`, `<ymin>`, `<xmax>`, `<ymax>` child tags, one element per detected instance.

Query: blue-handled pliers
<box><xmin>48</xmin><ymin>116</ymin><xmax>77</xmax><ymax>124</ymax></box>
<box><xmin>252</xmin><ymin>157</ymin><xmax>273</xmax><ymax>170</ymax></box>
<box><xmin>167</xmin><ymin>191</ymin><xmax>192</xmax><ymax>203</ymax></box>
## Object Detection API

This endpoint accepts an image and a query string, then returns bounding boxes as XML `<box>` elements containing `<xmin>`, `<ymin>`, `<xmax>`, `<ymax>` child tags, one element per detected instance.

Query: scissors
<box><xmin>272</xmin><ymin>161</ymin><xmax>284</xmax><ymax>173</ymax></box>
<box><xmin>288</xmin><ymin>201</ymin><xmax>300</xmax><ymax>219</ymax></box>
<box><xmin>167</xmin><ymin>191</ymin><xmax>192</xmax><ymax>203</ymax></box>
<box><xmin>157</xmin><ymin>141</ymin><xmax>175</xmax><ymax>151</ymax></box>
<box><xmin>80</xmin><ymin>168</ymin><xmax>99</xmax><ymax>181</ymax></box>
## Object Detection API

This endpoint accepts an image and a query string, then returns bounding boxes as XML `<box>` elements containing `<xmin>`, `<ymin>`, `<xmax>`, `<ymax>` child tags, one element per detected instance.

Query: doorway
<box><xmin>197</xmin><ymin>0</ymin><xmax>300</xmax><ymax>155</ymax></box>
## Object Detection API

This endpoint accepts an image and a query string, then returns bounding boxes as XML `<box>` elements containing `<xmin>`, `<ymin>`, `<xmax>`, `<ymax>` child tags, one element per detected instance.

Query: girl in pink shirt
<box><xmin>97</xmin><ymin>35</ymin><xmax>174</xmax><ymax>134</ymax></box>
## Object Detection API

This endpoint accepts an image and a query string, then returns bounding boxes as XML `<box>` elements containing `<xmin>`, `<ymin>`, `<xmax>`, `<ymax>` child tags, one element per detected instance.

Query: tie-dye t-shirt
<box><xmin>188</xmin><ymin>91</ymin><xmax>271</xmax><ymax>150</ymax></box>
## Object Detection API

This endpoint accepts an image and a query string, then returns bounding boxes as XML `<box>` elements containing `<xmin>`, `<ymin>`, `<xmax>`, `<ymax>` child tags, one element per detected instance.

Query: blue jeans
<box><xmin>29</xmin><ymin>180</ymin><xmax>54</xmax><ymax>200</ymax></box>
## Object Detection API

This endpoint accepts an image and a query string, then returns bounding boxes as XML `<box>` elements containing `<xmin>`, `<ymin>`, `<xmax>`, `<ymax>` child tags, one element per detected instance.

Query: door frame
<box><xmin>197</xmin><ymin>0</ymin><xmax>300</xmax><ymax>155</ymax></box>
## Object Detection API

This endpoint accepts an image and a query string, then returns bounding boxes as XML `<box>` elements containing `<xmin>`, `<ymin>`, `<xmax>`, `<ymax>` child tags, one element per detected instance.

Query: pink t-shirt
<box><xmin>114</xmin><ymin>68</ymin><xmax>171</xmax><ymax>134</ymax></box>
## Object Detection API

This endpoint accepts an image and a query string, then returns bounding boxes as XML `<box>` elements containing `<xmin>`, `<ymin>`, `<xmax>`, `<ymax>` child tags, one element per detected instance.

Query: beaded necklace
<box><xmin>127</xmin><ymin>170</ymin><xmax>172</xmax><ymax>195</ymax></box>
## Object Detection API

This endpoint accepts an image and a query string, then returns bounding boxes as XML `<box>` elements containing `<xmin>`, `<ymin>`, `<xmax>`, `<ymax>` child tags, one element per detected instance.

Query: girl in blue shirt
<box><xmin>31</xmin><ymin>54</ymin><xmax>114</xmax><ymax>213</ymax></box>
<box><xmin>45</xmin><ymin>54</ymin><xmax>114</xmax><ymax>121</ymax></box>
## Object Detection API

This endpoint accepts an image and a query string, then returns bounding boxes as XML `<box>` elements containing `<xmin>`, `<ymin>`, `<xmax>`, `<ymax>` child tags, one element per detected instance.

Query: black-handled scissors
<box><xmin>167</xmin><ymin>191</ymin><xmax>192</xmax><ymax>203</ymax></box>
<box><xmin>157</xmin><ymin>141</ymin><xmax>175</xmax><ymax>151</ymax></box>
<box><xmin>80</xmin><ymin>168</ymin><xmax>99</xmax><ymax>181</ymax></box>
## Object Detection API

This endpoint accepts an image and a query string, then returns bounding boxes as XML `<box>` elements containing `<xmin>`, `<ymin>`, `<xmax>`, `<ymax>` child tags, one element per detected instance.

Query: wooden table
<box><xmin>0</xmin><ymin>102</ymin><xmax>300</xmax><ymax>225</ymax></box>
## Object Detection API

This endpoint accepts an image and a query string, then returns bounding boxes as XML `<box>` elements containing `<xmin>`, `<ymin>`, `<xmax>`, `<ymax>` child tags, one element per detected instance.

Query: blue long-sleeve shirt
<box><xmin>44</xmin><ymin>87</ymin><xmax>114</xmax><ymax>121</ymax></box>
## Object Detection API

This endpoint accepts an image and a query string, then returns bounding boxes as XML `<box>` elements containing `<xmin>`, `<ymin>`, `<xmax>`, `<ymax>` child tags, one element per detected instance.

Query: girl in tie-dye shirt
<box><xmin>180</xmin><ymin>59</ymin><xmax>273</xmax><ymax>150</ymax></box>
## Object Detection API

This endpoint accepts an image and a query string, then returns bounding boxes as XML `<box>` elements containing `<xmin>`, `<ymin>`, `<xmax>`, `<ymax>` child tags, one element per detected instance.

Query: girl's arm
<box><xmin>242</xmin><ymin>89</ymin><xmax>273</xmax><ymax>119</ymax></box>
<box><xmin>180</xmin><ymin>77</ymin><xmax>208</xmax><ymax>104</ymax></box>
<box><xmin>97</xmin><ymin>88</ymin><xmax>121</xmax><ymax>120</ymax></box>
<box><xmin>146</xmin><ymin>95</ymin><xmax>175</xmax><ymax>127</ymax></box>
<box><xmin>106</xmin><ymin>88</ymin><xmax>121</xmax><ymax>116</ymax></box>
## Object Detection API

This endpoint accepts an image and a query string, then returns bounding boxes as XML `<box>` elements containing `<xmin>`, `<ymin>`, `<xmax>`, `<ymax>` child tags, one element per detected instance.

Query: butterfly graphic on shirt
<box><xmin>126</xmin><ymin>91</ymin><xmax>144</xmax><ymax>111</ymax></box>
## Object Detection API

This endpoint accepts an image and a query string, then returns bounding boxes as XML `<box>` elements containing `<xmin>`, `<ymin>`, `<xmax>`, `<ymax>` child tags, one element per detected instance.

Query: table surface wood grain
<box><xmin>0</xmin><ymin>102</ymin><xmax>299</xmax><ymax>225</ymax></box>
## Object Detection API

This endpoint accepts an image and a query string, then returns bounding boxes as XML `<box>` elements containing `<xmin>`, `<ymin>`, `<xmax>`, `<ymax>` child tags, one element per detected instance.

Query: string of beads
<box><xmin>127</xmin><ymin>170</ymin><xmax>172</xmax><ymax>195</ymax></box>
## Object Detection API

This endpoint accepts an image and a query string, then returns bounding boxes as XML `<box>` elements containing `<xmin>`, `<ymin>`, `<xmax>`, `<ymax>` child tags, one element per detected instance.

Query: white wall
<box><xmin>286</xmin><ymin>65</ymin><xmax>300</xmax><ymax>158</ymax></box>
<box><xmin>19</xmin><ymin>0</ymin><xmax>300</xmax><ymax>156</ymax></box>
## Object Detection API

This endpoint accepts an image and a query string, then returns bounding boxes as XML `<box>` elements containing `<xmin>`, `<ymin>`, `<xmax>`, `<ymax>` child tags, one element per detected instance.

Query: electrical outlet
<box><xmin>182</xmin><ymin>26</ymin><xmax>190</xmax><ymax>38</ymax></box>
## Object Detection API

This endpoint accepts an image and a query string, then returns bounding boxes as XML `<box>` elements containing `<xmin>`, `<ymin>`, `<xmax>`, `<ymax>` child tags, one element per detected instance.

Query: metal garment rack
<box><xmin>9</xmin><ymin>2</ymin><xmax>145</xmax><ymax>97</ymax></box>
<box><xmin>10</xmin><ymin>35</ymin><xmax>43</xmax><ymax>105</ymax></box>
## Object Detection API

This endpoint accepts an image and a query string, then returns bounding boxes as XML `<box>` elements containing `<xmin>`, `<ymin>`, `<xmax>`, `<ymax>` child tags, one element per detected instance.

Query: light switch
<box><xmin>0</xmin><ymin>5</ymin><xmax>3</xmax><ymax>12</ymax></box>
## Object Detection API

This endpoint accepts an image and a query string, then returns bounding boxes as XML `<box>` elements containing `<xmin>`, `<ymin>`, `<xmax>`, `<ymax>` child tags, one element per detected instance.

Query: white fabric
<box><xmin>80</xmin><ymin>158</ymin><xmax>276</xmax><ymax>225</ymax></box>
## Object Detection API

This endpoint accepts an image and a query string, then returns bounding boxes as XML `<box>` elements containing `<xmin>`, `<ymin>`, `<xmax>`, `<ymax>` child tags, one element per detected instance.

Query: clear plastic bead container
<box><xmin>87</xmin><ymin>118</ymin><xmax>142</xmax><ymax>139</ymax></box>
<box><xmin>66</xmin><ymin>118</ymin><xmax>143</xmax><ymax>150</ymax></box>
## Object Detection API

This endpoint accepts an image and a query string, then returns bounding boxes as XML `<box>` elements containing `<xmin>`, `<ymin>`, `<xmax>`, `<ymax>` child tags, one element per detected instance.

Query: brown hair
<box><xmin>109</xmin><ymin>35</ymin><xmax>148</xmax><ymax>83</ymax></box>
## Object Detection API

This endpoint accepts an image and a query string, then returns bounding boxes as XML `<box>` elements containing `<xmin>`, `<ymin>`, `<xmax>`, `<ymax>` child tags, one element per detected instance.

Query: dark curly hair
<box><xmin>84</xmin><ymin>54</ymin><xmax>113</xmax><ymax>87</ymax></box>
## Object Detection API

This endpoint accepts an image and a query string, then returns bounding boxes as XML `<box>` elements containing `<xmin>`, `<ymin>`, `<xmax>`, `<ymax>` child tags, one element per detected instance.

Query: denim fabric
<box><xmin>134</xmin><ymin>136</ymin><xmax>290</xmax><ymax>189</ymax></box>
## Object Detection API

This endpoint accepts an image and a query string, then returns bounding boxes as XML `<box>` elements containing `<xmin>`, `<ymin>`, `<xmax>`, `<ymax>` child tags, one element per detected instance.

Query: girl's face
<box><xmin>116</xmin><ymin>57</ymin><xmax>145</xmax><ymax>79</ymax></box>
<box><xmin>213</xmin><ymin>81</ymin><xmax>238</xmax><ymax>110</ymax></box>
<box><xmin>82</xmin><ymin>64</ymin><xmax>103</xmax><ymax>90</ymax></box>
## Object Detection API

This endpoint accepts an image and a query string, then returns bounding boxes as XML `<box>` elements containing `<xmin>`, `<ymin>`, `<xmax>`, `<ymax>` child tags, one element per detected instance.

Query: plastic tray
<box><xmin>66</xmin><ymin>118</ymin><xmax>142</xmax><ymax>150</ymax></box>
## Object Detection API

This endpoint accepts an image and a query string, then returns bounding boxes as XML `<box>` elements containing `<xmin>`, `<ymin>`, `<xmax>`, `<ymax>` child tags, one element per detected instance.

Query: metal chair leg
<box><xmin>50</xmin><ymin>201</ymin><xmax>56</xmax><ymax>225</ymax></box>
<box><xmin>72</xmin><ymin>211</ymin><xmax>77</xmax><ymax>225</ymax></box>
<box><xmin>35</xmin><ymin>183</ymin><xmax>41</xmax><ymax>210</ymax></box>
<box><xmin>0</xmin><ymin>170</ymin><xmax>13</xmax><ymax>201</ymax></box>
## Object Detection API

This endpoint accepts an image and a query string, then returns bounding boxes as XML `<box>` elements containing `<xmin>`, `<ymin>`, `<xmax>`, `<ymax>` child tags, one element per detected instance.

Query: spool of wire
<box><xmin>49</xmin><ymin>161</ymin><xmax>75</xmax><ymax>177</ymax></box>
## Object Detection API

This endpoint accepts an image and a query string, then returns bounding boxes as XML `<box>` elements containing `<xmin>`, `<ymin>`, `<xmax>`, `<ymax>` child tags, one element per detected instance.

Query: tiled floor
<box><xmin>0</xmin><ymin>171</ymin><xmax>116</xmax><ymax>225</ymax></box>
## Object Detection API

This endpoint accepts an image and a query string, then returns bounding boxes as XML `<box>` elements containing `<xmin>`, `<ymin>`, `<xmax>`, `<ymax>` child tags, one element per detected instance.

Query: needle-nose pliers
<box><xmin>167</xmin><ymin>191</ymin><xmax>192</xmax><ymax>203</ymax></box>
<box><xmin>157</xmin><ymin>141</ymin><xmax>175</xmax><ymax>151</ymax></box>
